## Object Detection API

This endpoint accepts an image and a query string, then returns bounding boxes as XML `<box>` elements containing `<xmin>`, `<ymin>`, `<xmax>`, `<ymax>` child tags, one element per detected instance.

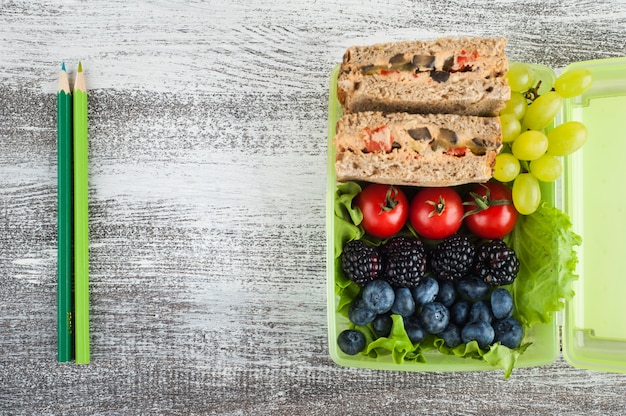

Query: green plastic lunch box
<box><xmin>326</xmin><ymin>56</ymin><xmax>626</xmax><ymax>374</ymax></box>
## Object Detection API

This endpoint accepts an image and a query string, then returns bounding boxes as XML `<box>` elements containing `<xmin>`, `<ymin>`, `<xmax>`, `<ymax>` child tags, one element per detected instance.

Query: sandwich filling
<box><xmin>334</xmin><ymin>116</ymin><xmax>502</xmax><ymax>162</ymax></box>
<box><xmin>358</xmin><ymin>49</ymin><xmax>500</xmax><ymax>83</ymax></box>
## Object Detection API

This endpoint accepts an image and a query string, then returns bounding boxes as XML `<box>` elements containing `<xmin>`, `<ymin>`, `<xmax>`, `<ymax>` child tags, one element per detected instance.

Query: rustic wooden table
<box><xmin>2</xmin><ymin>1</ymin><xmax>626</xmax><ymax>414</ymax></box>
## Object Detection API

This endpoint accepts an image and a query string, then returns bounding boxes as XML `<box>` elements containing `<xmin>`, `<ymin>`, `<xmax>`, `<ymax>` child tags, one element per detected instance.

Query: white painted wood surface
<box><xmin>1</xmin><ymin>1</ymin><xmax>626</xmax><ymax>414</ymax></box>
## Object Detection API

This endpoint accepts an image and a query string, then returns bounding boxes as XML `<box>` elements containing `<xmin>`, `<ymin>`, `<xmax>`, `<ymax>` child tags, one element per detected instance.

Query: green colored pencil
<box><xmin>57</xmin><ymin>62</ymin><xmax>73</xmax><ymax>362</ymax></box>
<box><xmin>73</xmin><ymin>62</ymin><xmax>90</xmax><ymax>364</ymax></box>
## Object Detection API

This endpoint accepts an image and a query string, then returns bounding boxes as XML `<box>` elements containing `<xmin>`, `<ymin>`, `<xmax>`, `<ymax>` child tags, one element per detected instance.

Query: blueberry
<box><xmin>391</xmin><ymin>287</ymin><xmax>416</xmax><ymax>317</ymax></box>
<box><xmin>372</xmin><ymin>314</ymin><xmax>393</xmax><ymax>337</ymax></box>
<box><xmin>362</xmin><ymin>280</ymin><xmax>395</xmax><ymax>314</ymax></box>
<box><xmin>419</xmin><ymin>302</ymin><xmax>450</xmax><ymax>334</ymax></box>
<box><xmin>337</xmin><ymin>329</ymin><xmax>366</xmax><ymax>355</ymax></box>
<box><xmin>456</xmin><ymin>276</ymin><xmax>490</xmax><ymax>301</ymax></box>
<box><xmin>435</xmin><ymin>280</ymin><xmax>456</xmax><ymax>307</ymax></box>
<box><xmin>493</xmin><ymin>317</ymin><xmax>524</xmax><ymax>349</ymax></box>
<box><xmin>439</xmin><ymin>323</ymin><xmax>462</xmax><ymax>348</ymax></box>
<box><xmin>411</xmin><ymin>276</ymin><xmax>439</xmax><ymax>307</ymax></box>
<box><xmin>469</xmin><ymin>300</ymin><xmax>494</xmax><ymax>323</ymax></box>
<box><xmin>490</xmin><ymin>288</ymin><xmax>514</xmax><ymax>319</ymax></box>
<box><xmin>403</xmin><ymin>315</ymin><xmax>427</xmax><ymax>343</ymax></box>
<box><xmin>348</xmin><ymin>298</ymin><xmax>377</xmax><ymax>326</ymax></box>
<box><xmin>450</xmin><ymin>300</ymin><xmax>471</xmax><ymax>326</ymax></box>
<box><xmin>461</xmin><ymin>321</ymin><xmax>495</xmax><ymax>349</ymax></box>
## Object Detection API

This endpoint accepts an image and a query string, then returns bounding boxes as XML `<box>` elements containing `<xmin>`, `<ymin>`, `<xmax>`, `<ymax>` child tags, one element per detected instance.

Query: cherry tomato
<box><xmin>355</xmin><ymin>184</ymin><xmax>408</xmax><ymax>238</ymax></box>
<box><xmin>409</xmin><ymin>187</ymin><xmax>463</xmax><ymax>240</ymax></box>
<box><xmin>463</xmin><ymin>182</ymin><xmax>518</xmax><ymax>239</ymax></box>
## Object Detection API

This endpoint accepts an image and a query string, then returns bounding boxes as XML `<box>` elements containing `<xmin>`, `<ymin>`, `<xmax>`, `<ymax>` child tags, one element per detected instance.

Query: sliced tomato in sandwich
<box><xmin>364</xmin><ymin>125</ymin><xmax>393</xmax><ymax>152</ymax></box>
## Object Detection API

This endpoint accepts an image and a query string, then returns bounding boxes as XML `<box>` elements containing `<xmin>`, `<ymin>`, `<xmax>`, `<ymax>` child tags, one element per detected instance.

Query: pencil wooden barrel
<box><xmin>73</xmin><ymin>63</ymin><xmax>90</xmax><ymax>364</ymax></box>
<box><xmin>56</xmin><ymin>64</ymin><xmax>73</xmax><ymax>362</ymax></box>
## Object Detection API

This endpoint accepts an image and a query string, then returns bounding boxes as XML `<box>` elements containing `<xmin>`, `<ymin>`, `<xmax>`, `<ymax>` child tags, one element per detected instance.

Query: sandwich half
<box><xmin>337</xmin><ymin>37</ymin><xmax>510</xmax><ymax>117</ymax></box>
<box><xmin>333</xmin><ymin>111</ymin><xmax>503</xmax><ymax>187</ymax></box>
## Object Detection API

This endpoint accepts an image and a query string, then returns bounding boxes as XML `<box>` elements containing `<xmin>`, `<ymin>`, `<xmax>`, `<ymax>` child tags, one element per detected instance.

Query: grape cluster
<box><xmin>497</xmin><ymin>63</ymin><xmax>593</xmax><ymax>214</ymax></box>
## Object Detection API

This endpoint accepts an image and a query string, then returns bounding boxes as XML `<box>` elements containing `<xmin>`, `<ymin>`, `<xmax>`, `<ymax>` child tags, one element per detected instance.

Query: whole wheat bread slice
<box><xmin>333</xmin><ymin>111</ymin><xmax>503</xmax><ymax>187</ymax></box>
<box><xmin>337</xmin><ymin>37</ymin><xmax>510</xmax><ymax>117</ymax></box>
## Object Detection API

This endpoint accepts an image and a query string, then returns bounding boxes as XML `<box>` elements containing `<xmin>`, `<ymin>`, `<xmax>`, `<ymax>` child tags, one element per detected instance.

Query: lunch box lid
<box><xmin>558</xmin><ymin>57</ymin><xmax>626</xmax><ymax>373</ymax></box>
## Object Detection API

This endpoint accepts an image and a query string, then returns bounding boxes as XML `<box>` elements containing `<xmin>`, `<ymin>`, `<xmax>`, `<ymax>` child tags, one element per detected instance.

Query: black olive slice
<box><xmin>442</xmin><ymin>56</ymin><xmax>454</xmax><ymax>72</ymax></box>
<box><xmin>439</xmin><ymin>128</ymin><xmax>458</xmax><ymax>145</ymax></box>
<box><xmin>430</xmin><ymin>70</ymin><xmax>450</xmax><ymax>83</ymax></box>
<box><xmin>389</xmin><ymin>53</ymin><xmax>407</xmax><ymax>65</ymax></box>
<box><xmin>360</xmin><ymin>64</ymin><xmax>377</xmax><ymax>75</ymax></box>
<box><xmin>469</xmin><ymin>138</ymin><xmax>491</xmax><ymax>155</ymax></box>
<box><xmin>412</xmin><ymin>55</ymin><xmax>435</xmax><ymax>71</ymax></box>
<box><xmin>430</xmin><ymin>140</ymin><xmax>445</xmax><ymax>152</ymax></box>
<box><xmin>407</xmin><ymin>127</ymin><xmax>432</xmax><ymax>142</ymax></box>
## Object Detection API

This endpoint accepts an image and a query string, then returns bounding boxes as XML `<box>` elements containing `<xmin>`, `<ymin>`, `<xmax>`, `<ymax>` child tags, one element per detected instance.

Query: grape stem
<box><xmin>524</xmin><ymin>80</ymin><xmax>543</xmax><ymax>102</ymax></box>
<box><xmin>519</xmin><ymin>159</ymin><xmax>530</xmax><ymax>174</ymax></box>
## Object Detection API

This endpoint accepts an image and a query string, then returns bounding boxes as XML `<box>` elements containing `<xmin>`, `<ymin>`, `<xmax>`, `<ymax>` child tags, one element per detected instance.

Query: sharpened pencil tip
<box><xmin>61</xmin><ymin>62</ymin><xmax>66</xmax><ymax>72</ymax></box>
<box><xmin>78</xmin><ymin>61</ymin><xmax>83</xmax><ymax>72</ymax></box>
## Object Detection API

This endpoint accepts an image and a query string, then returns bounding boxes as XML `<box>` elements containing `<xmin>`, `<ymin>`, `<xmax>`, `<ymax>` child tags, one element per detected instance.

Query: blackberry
<box><xmin>429</xmin><ymin>234</ymin><xmax>476</xmax><ymax>281</ymax></box>
<box><xmin>380</xmin><ymin>237</ymin><xmax>426</xmax><ymax>288</ymax></box>
<box><xmin>341</xmin><ymin>240</ymin><xmax>382</xmax><ymax>286</ymax></box>
<box><xmin>474</xmin><ymin>239</ymin><xmax>520</xmax><ymax>286</ymax></box>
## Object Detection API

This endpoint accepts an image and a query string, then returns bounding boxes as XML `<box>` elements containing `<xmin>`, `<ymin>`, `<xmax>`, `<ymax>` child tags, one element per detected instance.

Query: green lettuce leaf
<box><xmin>333</xmin><ymin>182</ymin><xmax>364</xmax><ymax>315</ymax></box>
<box><xmin>334</xmin><ymin>181</ymin><xmax>363</xmax><ymax>226</ymax></box>
<box><xmin>482</xmin><ymin>342</ymin><xmax>532</xmax><ymax>379</ymax></box>
<box><xmin>510</xmin><ymin>203</ymin><xmax>582</xmax><ymax>327</ymax></box>
<box><xmin>365</xmin><ymin>315</ymin><xmax>425</xmax><ymax>364</ymax></box>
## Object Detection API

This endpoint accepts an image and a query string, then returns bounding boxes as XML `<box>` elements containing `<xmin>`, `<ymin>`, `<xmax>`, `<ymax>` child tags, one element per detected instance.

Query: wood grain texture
<box><xmin>1</xmin><ymin>0</ymin><xmax>626</xmax><ymax>414</ymax></box>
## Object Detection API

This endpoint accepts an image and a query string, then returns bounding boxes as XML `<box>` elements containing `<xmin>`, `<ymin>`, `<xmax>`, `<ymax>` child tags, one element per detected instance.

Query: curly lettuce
<box><xmin>509</xmin><ymin>203</ymin><xmax>582</xmax><ymax>326</ymax></box>
<box><xmin>333</xmin><ymin>182</ymin><xmax>363</xmax><ymax>315</ymax></box>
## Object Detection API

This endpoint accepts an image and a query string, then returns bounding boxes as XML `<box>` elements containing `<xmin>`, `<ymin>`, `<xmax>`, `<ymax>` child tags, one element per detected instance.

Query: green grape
<box><xmin>499</xmin><ymin>114</ymin><xmax>521</xmax><ymax>143</ymax></box>
<box><xmin>546</xmin><ymin>121</ymin><xmax>588</xmax><ymax>156</ymax></box>
<box><xmin>512</xmin><ymin>130</ymin><xmax>549</xmax><ymax>161</ymax></box>
<box><xmin>554</xmin><ymin>68</ymin><xmax>593</xmax><ymax>98</ymax></box>
<box><xmin>529</xmin><ymin>154</ymin><xmax>562</xmax><ymax>182</ymax></box>
<box><xmin>494</xmin><ymin>153</ymin><xmax>521</xmax><ymax>182</ymax></box>
<box><xmin>522</xmin><ymin>91</ymin><xmax>563</xmax><ymax>131</ymax></box>
<box><xmin>501</xmin><ymin>92</ymin><xmax>528</xmax><ymax>120</ymax></box>
<box><xmin>506</xmin><ymin>63</ymin><xmax>536</xmax><ymax>93</ymax></box>
<box><xmin>512</xmin><ymin>173</ymin><xmax>541</xmax><ymax>215</ymax></box>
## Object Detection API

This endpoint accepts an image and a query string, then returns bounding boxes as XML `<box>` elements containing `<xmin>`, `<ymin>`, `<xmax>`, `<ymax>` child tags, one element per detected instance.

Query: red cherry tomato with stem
<box><xmin>355</xmin><ymin>184</ymin><xmax>408</xmax><ymax>238</ymax></box>
<box><xmin>409</xmin><ymin>187</ymin><xmax>464</xmax><ymax>240</ymax></box>
<box><xmin>463</xmin><ymin>182</ymin><xmax>518</xmax><ymax>239</ymax></box>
